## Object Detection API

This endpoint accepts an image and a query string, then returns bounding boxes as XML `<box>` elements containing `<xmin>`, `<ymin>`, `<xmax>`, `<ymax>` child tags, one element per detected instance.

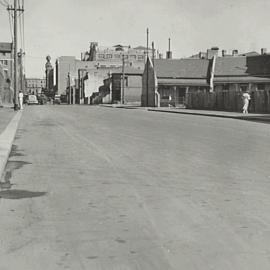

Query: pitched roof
<box><xmin>215</xmin><ymin>56</ymin><xmax>248</xmax><ymax>76</ymax></box>
<box><xmin>239</xmin><ymin>51</ymin><xmax>259</xmax><ymax>56</ymax></box>
<box><xmin>215</xmin><ymin>55</ymin><xmax>270</xmax><ymax>77</ymax></box>
<box><xmin>0</xmin><ymin>42</ymin><xmax>12</xmax><ymax>52</ymax></box>
<box><xmin>154</xmin><ymin>58</ymin><xmax>210</xmax><ymax>78</ymax></box>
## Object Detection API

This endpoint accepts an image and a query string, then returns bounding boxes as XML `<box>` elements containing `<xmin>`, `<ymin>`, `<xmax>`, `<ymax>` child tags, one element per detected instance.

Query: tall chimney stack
<box><xmin>232</xmin><ymin>49</ymin><xmax>238</xmax><ymax>56</ymax></box>
<box><xmin>166</xmin><ymin>38</ymin><xmax>172</xmax><ymax>59</ymax></box>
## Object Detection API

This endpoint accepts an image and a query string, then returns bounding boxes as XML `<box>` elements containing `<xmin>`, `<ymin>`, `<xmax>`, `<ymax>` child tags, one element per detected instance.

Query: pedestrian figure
<box><xmin>242</xmin><ymin>90</ymin><xmax>251</xmax><ymax>114</ymax></box>
<box><xmin>168</xmin><ymin>95</ymin><xmax>172</xmax><ymax>108</ymax></box>
<box><xmin>18</xmin><ymin>90</ymin><xmax>24</xmax><ymax>110</ymax></box>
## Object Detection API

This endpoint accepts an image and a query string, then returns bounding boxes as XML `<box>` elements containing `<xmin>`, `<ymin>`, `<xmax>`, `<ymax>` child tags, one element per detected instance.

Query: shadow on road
<box><xmin>9</xmin><ymin>145</ymin><xmax>25</xmax><ymax>157</ymax></box>
<box><xmin>0</xmin><ymin>189</ymin><xmax>47</xmax><ymax>200</ymax></box>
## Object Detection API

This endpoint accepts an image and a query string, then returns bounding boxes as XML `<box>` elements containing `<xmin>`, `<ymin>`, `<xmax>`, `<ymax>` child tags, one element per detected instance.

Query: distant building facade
<box><xmin>0</xmin><ymin>42</ymin><xmax>13</xmax><ymax>103</ymax></box>
<box><xmin>55</xmin><ymin>43</ymin><xmax>151</xmax><ymax>100</ymax></box>
<box><xmin>26</xmin><ymin>78</ymin><xmax>46</xmax><ymax>95</ymax></box>
<box><xmin>81</xmin><ymin>43</ymin><xmax>151</xmax><ymax>68</ymax></box>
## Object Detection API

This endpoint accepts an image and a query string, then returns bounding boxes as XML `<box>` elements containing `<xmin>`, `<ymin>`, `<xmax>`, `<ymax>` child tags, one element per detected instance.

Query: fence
<box><xmin>186</xmin><ymin>90</ymin><xmax>270</xmax><ymax>113</ymax></box>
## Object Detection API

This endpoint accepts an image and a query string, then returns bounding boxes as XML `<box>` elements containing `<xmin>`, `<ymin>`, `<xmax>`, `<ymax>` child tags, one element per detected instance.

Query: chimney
<box><xmin>261</xmin><ymin>48</ymin><xmax>267</xmax><ymax>55</ymax></box>
<box><xmin>222</xmin><ymin>50</ymin><xmax>227</xmax><ymax>57</ymax></box>
<box><xmin>207</xmin><ymin>47</ymin><xmax>219</xmax><ymax>59</ymax></box>
<box><xmin>199</xmin><ymin>52</ymin><xmax>206</xmax><ymax>59</ymax></box>
<box><xmin>232</xmin><ymin>49</ymin><xmax>238</xmax><ymax>56</ymax></box>
<box><xmin>166</xmin><ymin>38</ymin><xmax>172</xmax><ymax>59</ymax></box>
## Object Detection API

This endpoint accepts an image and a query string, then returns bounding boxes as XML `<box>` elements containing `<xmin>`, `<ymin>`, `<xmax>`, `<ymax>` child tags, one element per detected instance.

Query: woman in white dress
<box><xmin>242</xmin><ymin>91</ymin><xmax>251</xmax><ymax>114</ymax></box>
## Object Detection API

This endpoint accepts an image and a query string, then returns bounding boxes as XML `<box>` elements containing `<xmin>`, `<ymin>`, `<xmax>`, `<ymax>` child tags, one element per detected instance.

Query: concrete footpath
<box><xmin>100</xmin><ymin>104</ymin><xmax>270</xmax><ymax>123</ymax></box>
<box><xmin>0</xmin><ymin>109</ymin><xmax>22</xmax><ymax>179</ymax></box>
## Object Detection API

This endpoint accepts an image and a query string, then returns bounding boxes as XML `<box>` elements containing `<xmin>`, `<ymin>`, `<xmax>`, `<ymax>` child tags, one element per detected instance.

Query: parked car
<box><xmin>53</xmin><ymin>95</ymin><xmax>61</xmax><ymax>104</ymax></box>
<box><xmin>60</xmin><ymin>94</ymin><xmax>67</xmax><ymax>103</ymax></box>
<box><xmin>27</xmin><ymin>94</ymin><xmax>39</xmax><ymax>105</ymax></box>
<box><xmin>37</xmin><ymin>94</ymin><xmax>48</xmax><ymax>105</ymax></box>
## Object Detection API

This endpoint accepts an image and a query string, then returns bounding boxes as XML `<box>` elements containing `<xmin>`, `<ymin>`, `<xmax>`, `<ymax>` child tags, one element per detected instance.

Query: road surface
<box><xmin>1</xmin><ymin>105</ymin><xmax>270</xmax><ymax>270</ymax></box>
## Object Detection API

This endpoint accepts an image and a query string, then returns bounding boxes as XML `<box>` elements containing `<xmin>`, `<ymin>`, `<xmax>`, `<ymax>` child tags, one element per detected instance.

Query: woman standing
<box><xmin>242</xmin><ymin>90</ymin><xmax>251</xmax><ymax>114</ymax></box>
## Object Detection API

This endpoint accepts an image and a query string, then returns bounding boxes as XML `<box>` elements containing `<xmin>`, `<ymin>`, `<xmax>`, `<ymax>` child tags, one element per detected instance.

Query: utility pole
<box><xmin>121</xmin><ymin>54</ymin><xmax>125</xmax><ymax>104</ymax></box>
<box><xmin>146</xmin><ymin>28</ymin><xmax>149</xmax><ymax>107</ymax></box>
<box><xmin>18</xmin><ymin>49</ymin><xmax>25</xmax><ymax>94</ymax></box>
<box><xmin>7</xmin><ymin>1</ymin><xmax>24</xmax><ymax>111</ymax></box>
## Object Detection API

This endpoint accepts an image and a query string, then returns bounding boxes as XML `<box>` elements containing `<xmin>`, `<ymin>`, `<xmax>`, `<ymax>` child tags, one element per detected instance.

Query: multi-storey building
<box><xmin>56</xmin><ymin>43</ymin><xmax>151</xmax><ymax>97</ymax></box>
<box><xmin>0</xmin><ymin>42</ymin><xmax>13</xmax><ymax>103</ymax></box>
<box><xmin>81</xmin><ymin>43</ymin><xmax>151</xmax><ymax>67</ymax></box>
<box><xmin>26</xmin><ymin>78</ymin><xmax>46</xmax><ymax>95</ymax></box>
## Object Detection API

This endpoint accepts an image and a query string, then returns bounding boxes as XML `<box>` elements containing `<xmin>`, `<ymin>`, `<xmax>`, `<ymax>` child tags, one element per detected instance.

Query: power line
<box><xmin>22</xmin><ymin>0</ymin><xmax>25</xmax><ymax>52</ymax></box>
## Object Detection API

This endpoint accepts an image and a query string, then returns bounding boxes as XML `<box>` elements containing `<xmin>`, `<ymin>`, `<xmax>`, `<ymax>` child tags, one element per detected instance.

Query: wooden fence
<box><xmin>186</xmin><ymin>90</ymin><xmax>270</xmax><ymax>113</ymax></box>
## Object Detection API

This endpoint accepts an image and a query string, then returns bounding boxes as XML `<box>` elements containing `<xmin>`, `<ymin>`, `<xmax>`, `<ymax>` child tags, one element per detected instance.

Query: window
<box><xmin>223</xmin><ymin>84</ymin><xmax>229</xmax><ymax>90</ymax></box>
<box><xmin>114</xmin><ymin>54</ymin><xmax>121</xmax><ymax>59</ymax></box>
<box><xmin>98</xmin><ymin>54</ymin><xmax>105</xmax><ymax>59</ymax></box>
<box><xmin>137</xmin><ymin>55</ymin><xmax>144</xmax><ymax>60</ymax></box>
<box><xmin>240</xmin><ymin>84</ymin><xmax>248</xmax><ymax>91</ymax></box>
<box><xmin>129</xmin><ymin>55</ymin><xmax>136</xmax><ymax>60</ymax></box>
<box><xmin>106</xmin><ymin>54</ymin><xmax>112</xmax><ymax>59</ymax></box>
<box><xmin>257</xmin><ymin>84</ymin><xmax>265</xmax><ymax>90</ymax></box>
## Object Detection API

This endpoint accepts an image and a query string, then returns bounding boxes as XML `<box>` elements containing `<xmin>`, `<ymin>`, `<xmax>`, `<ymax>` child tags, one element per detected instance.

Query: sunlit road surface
<box><xmin>1</xmin><ymin>105</ymin><xmax>270</xmax><ymax>270</ymax></box>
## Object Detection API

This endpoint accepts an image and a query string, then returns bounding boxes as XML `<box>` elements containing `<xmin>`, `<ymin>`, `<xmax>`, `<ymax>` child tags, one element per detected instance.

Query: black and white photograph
<box><xmin>1</xmin><ymin>0</ymin><xmax>270</xmax><ymax>269</ymax></box>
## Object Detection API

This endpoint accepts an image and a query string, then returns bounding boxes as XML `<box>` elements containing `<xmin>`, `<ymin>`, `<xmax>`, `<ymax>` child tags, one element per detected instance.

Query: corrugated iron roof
<box><xmin>215</xmin><ymin>56</ymin><xmax>248</xmax><ymax>76</ymax></box>
<box><xmin>154</xmin><ymin>58</ymin><xmax>210</xmax><ymax>78</ymax></box>
<box><xmin>215</xmin><ymin>55</ymin><xmax>270</xmax><ymax>77</ymax></box>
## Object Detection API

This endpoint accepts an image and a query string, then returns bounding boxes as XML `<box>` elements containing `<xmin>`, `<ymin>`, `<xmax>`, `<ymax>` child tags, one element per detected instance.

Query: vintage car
<box><xmin>53</xmin><ymin>95</ymin><xmax>61</xmax><ymax>104</ymax></box>
<box><xmin>37</xmin><ymin>94</ymin><xmax>48</xmax><ymax>105</ymax></box>
<box><xmin>27</xmin><ymin>94</ymin><xmax>39</xmax><ymax>105</ymax></box>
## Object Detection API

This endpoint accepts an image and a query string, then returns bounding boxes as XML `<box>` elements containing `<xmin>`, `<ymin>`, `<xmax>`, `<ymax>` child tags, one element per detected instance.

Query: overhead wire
<box><xmin>18</xmin><ymin>0</ymin><xmax>23</xmax><ymax>50</ymax></box>
<box><xmin>22</xmin><ymin>0</ymin><xmax>25</xmax><ymax>53</ymax></box>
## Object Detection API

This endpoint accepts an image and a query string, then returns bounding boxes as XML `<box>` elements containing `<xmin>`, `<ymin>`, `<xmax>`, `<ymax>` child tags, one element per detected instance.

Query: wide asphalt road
<box><xmin>1</xmin><ymin>105</ymin><xmax>270</xmax><ymax>270</ymax></box>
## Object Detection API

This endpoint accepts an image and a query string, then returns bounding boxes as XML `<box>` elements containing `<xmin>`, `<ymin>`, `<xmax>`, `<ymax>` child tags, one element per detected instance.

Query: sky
<box><xmin>1</xmin><ymin>0</ymin><xmax>270</xmax><ymax>78</ymax></box>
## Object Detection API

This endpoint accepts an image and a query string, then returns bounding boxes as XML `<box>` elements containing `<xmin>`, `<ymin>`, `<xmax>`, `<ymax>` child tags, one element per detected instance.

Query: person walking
<box><xmin>242</xmin><ymin>90</ymin><xmax>251</xmax><ymax>114</ymax></box>
<box><xmin>18</xmin><ymin>91</ymin><xmax>24</xmax><ymax>110</ymax></box>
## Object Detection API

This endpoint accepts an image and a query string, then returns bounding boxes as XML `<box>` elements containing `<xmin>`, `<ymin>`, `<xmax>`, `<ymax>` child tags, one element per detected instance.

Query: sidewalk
<box><xmin>148</xmin><ymin>108</ymin><xmax>270</xmax><ymax>122</ymax></box>
<box><xmin>0</xmin><ymin>108</ymin><xmax>22</xmax><ymax>179</ymax></box>
<box><xmin>0</xmin><ymin>107</ymin><xmax>16</xmax><ymax>134</ymax></box>
<box><xmin>100</xmin><ymin>104</ymin><xmax>270</xmax><ymax>123</ymax></box>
